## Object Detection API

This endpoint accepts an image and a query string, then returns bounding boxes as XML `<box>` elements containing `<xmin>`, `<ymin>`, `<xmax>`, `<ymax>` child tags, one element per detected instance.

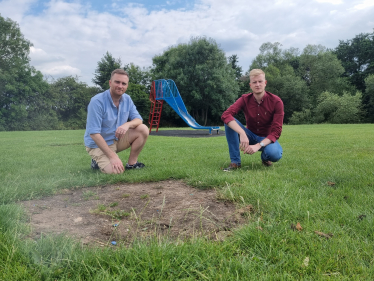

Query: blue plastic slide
<box><xmin>153</xmin><ymin>79</ymin><xmax>220</xmax><ymax>134</ymax></box>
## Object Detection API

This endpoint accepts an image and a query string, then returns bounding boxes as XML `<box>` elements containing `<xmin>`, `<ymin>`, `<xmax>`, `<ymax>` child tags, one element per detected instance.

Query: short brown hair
<box><xmin>110</xmin><ymin>69</ymin><xmax>129</xmax><ymax>79</ymax></box>
<box><xmin>249</xmin><ymin>69</ymin><xmax>265</xmax><ymax>78</ymax></box>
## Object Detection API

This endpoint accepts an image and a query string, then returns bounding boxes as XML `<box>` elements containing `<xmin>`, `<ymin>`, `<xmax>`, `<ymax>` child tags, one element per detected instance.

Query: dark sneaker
<box><xmin>91</xmin><ymin>159</ymin><xmax>100</xmax><ymax>170</ymax></box>
<box><xmin>262</xmin><ymin>160</ymin><xmax>273</xmax><ymax>167</ymax></box>
<box><xmin>125</xmin><ymin>162</ymin><xmax>145</xmax><ymax>170</ymax></box>
<box><xmin>223</xmin><ymin>163</ymin><xmax>241</xmax><ymax>172</ymax></box>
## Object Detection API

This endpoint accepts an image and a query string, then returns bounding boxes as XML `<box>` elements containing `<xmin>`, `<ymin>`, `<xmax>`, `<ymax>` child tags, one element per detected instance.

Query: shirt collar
<box><xmin>106</xmin><ymin>89</ymin><xmax>123</xmax><ymax>107</ymax></box>
<box><xmin>252</xmin><ymin>91</ymin><xmax>267</xmax><ymax>103</ymax></box>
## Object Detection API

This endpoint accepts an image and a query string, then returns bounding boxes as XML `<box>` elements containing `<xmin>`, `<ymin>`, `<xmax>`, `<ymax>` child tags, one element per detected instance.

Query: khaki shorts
<box><xmin>86</xmin><ymin>133</ymin><xmax>131</xmax><ymax>171</ymax></box>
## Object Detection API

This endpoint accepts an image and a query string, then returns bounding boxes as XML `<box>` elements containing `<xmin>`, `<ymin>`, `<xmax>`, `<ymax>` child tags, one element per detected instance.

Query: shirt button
<box><xmin>258</xmin><ymin>114</ymin><xmax>259</xmax><ymax>115</ymax></box>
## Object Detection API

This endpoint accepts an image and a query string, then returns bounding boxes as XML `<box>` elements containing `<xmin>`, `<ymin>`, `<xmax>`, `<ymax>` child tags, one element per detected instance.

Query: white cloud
<box><xmin>45</xmin><ymin>65</ymin><xmax>81</xmax><ymax>77</ymax></box>
<box><xmin>315</xmin><ymin>0</ymin><xmax>343</xmax><ymax>4</ymax></box>
<box><xmin>0</xmin><ymin>0</ymin><xmax>373</xmax><ymax>85</ymax></box>
<box><xmin>30</xmin><ymin>47</ymin><xmax>64</xmax><ymax>63</ymax></box>
<box><xmin>0</xmin><ymin>0</ymin><xmax>37</xmax><ymax>22</ymax></box>
<box><xmin>349</xmin><ymin>0</ymin><xmax>374</xmax><ymax>11</ymax></box>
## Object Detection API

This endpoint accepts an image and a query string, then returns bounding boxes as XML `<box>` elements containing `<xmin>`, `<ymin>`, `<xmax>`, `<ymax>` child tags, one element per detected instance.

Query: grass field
<box><xmin>1</xmin><ymin>124</ymin><xmax>374</xmax><ymax>280</ymax></box>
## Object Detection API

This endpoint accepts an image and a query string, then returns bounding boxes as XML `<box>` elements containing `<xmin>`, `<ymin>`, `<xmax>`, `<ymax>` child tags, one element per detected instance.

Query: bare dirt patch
<box><xmin>20</xmin><ymin>181</ymin><xmax>253</xmax><ymax>247</ymax></box>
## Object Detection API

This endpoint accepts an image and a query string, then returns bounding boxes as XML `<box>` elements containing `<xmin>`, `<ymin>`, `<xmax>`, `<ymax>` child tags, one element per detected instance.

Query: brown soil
<box><xmin>20</xmin><ymin>180</ymin><xmax>253</xmax><ymax>247</ymax></box>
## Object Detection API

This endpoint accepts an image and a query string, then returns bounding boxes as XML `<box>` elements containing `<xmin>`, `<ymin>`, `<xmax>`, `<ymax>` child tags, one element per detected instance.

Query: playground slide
<box><xmin>153</xmin><ymin>79</ymin><xmax>220</xmax><ymax>134</ymax></box>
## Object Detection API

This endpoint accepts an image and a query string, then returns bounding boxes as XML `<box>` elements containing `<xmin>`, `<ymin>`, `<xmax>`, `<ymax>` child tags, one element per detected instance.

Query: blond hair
<box><xmin>249</xmin><ymin>69</ymin><xmax>265</xmax><ymax>78</ymax></box>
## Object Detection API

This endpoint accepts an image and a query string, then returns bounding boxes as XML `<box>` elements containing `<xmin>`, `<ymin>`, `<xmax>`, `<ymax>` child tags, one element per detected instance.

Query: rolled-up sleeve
<box><xmin>86</xmin><ymin>98</ymin><xmax>103</xmax><ymax>135</ymax></box>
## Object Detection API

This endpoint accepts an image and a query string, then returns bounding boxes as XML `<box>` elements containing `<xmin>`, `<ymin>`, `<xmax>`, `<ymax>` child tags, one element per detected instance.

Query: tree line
<box><xmin>1</xmin><ymin>13</ymin><xmax>373</xmax><ymax>131</ymax></box>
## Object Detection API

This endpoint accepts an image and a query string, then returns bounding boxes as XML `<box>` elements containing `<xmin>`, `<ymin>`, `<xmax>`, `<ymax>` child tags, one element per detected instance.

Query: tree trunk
<box><xmin>202</xmin><ymin>108</ymin><xmax>208</xmax><ymax>126</ymax></box>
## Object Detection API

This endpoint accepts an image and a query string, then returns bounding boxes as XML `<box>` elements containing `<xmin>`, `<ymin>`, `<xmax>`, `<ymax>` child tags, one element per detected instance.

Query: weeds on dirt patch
<box><xmin>109</xmin><ymin>202</ymin><xmax>118</xmax><ymax>207</ymax></box>
<box><xmin>105</xmin><ymin>209</ymin><xmax>130</xmax><ymax>220</ymax></box>
<box><xmin>96</xmin><ymin>204</ymin><xmax>106</xmax><ymax>212</ymax></box>
<box><xmin>91</xmin><ymin>204</ymin><xmax>130</xmax><ymax>220</ymax></box>
<box><xmin>82</xmin><ymin>191</ymin><xmax>99</xmax><ymax>200</ymax></box>
<box><xmin>140</xmin><ymin>194</ymin><xmax>149</xmax><ymax>199</ymax></box>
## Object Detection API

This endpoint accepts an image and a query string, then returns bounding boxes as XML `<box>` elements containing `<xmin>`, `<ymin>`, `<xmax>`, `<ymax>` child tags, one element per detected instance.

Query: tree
<box><xmin>0</xmin><ymin>65</ymin><xmax>58</xmax><ymax>131</ymax></box>
<box><xmin>298</xmin><ymin>45</ymin><xmax>355</xmax><ymax>105</ymax></box>
<box><xmin>49</xmin><ymin>76</ymin><xmax>101</xmax><ymax>129</ymax></box>
<box><xmin>313</xmin><ymin>91</ymin><xmax>362</xmax><ymax>124</ymax></box>
<box><xmin>152</xmin><ymin>37</ymin><xmax>239</xmax><ymax>125</ymax></box>
<box><xmin>335</xmin><ymin>30</ymin><xmax>374</xmax><ymax>92</ymax></box>
<box><xmin>228</xmin><ymin>54</ymin><xmax>250</xmax><ymax>97</ymax></box>
<box><xmin>0</xmin><ymin>15</ymin><xmax>58</xmax><ymax>131</ymax></box>
<box><xmin>264</xmin><ymin>65</ymin><xmax>310</xmax><ymax>123</ymax></box>
<box><xmin>250</xmin><ymin>42</ymin><xmax>283</xmax><ymax>69</ymax></box>
<box><xmin>124</xmin><ymin>63</ymin><xmax>152</xmax><ymax>120</ymax></box>
<box><xmin>228</xmin><ymin>54</ymin><xmax>242</xmax><ymax>80</ymax></box>
<box><xmin>92</xmin><ymin>51</ymin><xmax>121</xmax><ymax>90</ymax></box>
<box><xmin>288</xmin><ymin>109</ymin><xmax>313</xmax><ymax>125</ymax></box>
<box><xmin>124</xmin><ymin>63</ymin><xmax>151</xmax><ymax>87</ymax></box>
<box><xmin>0</xmin><ymin>14</ymin><xmax>32</xmax><ymax>73</ymax></box>
<box><xmin>364</xmin><ymin>74</ymin><xmax>374</xmax><ymax>122</ymax></box>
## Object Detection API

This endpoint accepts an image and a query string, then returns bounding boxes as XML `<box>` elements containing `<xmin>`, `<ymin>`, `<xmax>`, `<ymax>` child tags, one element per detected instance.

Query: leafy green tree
<box><xmin>250</xmin><ymin>42</ymin><xmax>301</xmax><ymax>73</ymax></box>
<box><xmin>124</xmin><ymin>63</ymin><xmax>151</xmax><ymax>87</ymax></box>
<box><xmin>124</xmin><ymin>63</ymin><xmax>152</xmax><ymax>120</ymax></box>
<box><xmin>298</xmin><ymin>45</ymin><xmax>355</xmax><ymax>105</ymax></box>
<box><xmin>364</xmin><ymin>74</ymin><xmax>374</xmax><ymax>122</ymax></box>
<box><xmin>0</xmin><ymin>15</ymin><xmax>58</xmax><ymax>131</ymax></box>
<box><xmin>49</xmin><ymin>76</ymin><xmax>101</xmax><ymax>129</ymax></box>
<box><xmin>0</xmin><ymin>65</ymin><xmax>58</xmax><ymax>131</ymax></box>
<box><xmin>313</xmin><ymin>91</ymin><xmax>362</xmax><ymax>124</ymax></box>
<box><xmin>92</xmin><ymin>51</ymin><xmax>121</xmax><ymax>90</ymax></box>
<box><xmin>0</xmin><ymin>14</ymin><xmax>31</xmax><ymax>73</ymax></box>
<box><xmin>228</xmin><ymin>54</ymin><xmax>242</xmax><ymax>80</ymax></box>
<box><xmin>228</xmin><ymin>54</ymin><xmax>250</xmax><ymax>96</ymax></box>
<box><xmin>152</xmin><ymin>37</ymin><xmax>239</xmax><ymax>125</ymax></box>
<box><xmin>288</xmin><ymin>109</ymin><xmax>313</xmax><ymax>125</ymax></box>
<box><xmin>250</xmin><ymin>42</ymin><xmax>283</xmax><ymax>69</ymax></box>
<box><xmin>335</xmin><ymin>30</ymin><xmax>374</xmax><ymax>92</ymax></box>
<box><xmin>126</xmin><ymin>83</ymin><xmax>150</xmax><ymax>120</ymax></box>
<box><xmin>264</xmin><ymin>65</ymin><xmax>310</xmax><ymax>123</ymax></box>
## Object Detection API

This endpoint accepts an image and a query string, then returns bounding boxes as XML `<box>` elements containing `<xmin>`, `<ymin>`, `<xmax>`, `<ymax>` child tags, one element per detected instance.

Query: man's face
<box><xmin>249</xmin><ymin>74</ymin><xmax>267</xmax><ymax>95</ymax></box>
<box><xmin>109</xmin><ymin>74</ymin><xmax>129</xmax><ymax>97</ymax></box>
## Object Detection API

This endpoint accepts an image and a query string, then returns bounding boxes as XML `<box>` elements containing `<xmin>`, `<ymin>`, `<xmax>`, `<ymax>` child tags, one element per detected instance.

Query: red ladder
<box><xmin>148</xmin><ymin>81</ymin><xmax>164</xmax><ymax>133</ymax></box>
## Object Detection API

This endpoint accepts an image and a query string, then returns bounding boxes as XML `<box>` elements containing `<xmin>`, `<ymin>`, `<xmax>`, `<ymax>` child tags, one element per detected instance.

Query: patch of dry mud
<box><xmin>21</xmin><ymin>181</ymin><xmax>253</xmax><ymax>246</ymax></box>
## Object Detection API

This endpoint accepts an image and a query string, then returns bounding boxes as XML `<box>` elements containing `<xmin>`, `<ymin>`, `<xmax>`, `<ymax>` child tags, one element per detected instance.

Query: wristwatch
<box><xmin>259</xmin><ymin>142</ymin><xmax>265</xmax><ymax>147</ymax></box>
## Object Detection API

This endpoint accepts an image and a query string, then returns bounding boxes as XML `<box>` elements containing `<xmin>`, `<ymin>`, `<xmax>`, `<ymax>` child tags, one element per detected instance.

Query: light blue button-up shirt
<box><xmin>84</xmin><ymin>90</ymin><xmax>143</xmax><ymax>148</ymax></box>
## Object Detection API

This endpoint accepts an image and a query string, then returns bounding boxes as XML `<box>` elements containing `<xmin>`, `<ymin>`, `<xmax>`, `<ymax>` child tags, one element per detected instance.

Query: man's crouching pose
<box><xmin>84</xmin><ymin>69</ymin><xmax>149</xmax><ymax>174</ymax></box>
<box><xmin>221</xmin><ymin>69</ymin><xmax>284</xmax><ymax>171</ymax></box>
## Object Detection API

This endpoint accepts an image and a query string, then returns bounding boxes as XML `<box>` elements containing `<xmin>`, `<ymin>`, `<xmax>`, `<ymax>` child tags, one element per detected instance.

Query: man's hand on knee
<box><xmin>115</xmin><ymin>123</ymin><xmax>130</xmax><ymax>140</ymax></box>
<box><xmin>108</xmin><ymin>155</ymin><xmax>125</xmax><ymax>174</ymax></box>
<box><xmin>243</xmin><ymin>144</ymin><xmax>261</xmax><ymax>155</ymax></box>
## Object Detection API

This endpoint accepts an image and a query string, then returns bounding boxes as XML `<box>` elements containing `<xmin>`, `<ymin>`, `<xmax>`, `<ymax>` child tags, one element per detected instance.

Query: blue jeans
<box><xmin>224</xmin><ymin>119</ymin><xmax>283</xmax><ymax>164</ymax></box>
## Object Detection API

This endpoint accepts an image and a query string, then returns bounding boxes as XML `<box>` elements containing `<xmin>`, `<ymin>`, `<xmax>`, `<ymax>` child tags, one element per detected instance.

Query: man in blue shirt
<box><xmin>84</xmin><ymin>69</ymin><xmax>149</xmax><ymax>174</ymax></box>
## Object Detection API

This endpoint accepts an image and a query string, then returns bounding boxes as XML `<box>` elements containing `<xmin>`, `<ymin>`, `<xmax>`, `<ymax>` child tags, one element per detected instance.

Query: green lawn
<box><xmin>1</xmin><ymin>124</ymin><xmax>374</xmax><ymax>280</ymax></box>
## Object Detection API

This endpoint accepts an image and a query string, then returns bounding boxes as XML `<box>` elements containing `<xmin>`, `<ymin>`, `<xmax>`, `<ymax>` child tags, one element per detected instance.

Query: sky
<box><xmin>1</xmin><ymin>0</ymin><xmax>373</xmax><ymax>86</ymax></box>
